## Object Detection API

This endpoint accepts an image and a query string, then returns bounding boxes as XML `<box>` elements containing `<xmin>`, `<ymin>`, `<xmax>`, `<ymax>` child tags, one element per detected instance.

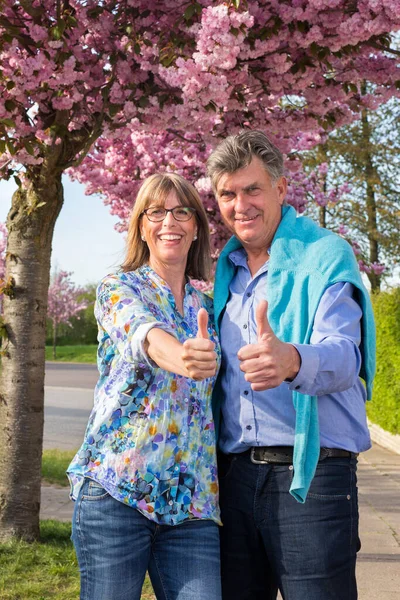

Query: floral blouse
<box><xmin>67</xmin><ymin>266</ymin><xmax>221</xmax><ymax>526</ymax></box>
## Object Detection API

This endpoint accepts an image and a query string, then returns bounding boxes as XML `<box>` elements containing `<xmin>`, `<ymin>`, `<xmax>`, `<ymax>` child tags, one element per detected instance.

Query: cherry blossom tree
<box><xmin>47</xmin><ymin>270</ymin><xmax>88</xmax><ymax>359</ymax></box>
<box><xmin>0</xmin><ymin>222</ymin><xmax>7</xmax><ymax>314</ymax></box>
<box><xmin>1</xmin><ymin>241</ymin><xmax>89</xmax><ymax>354</ymax></box>
<box><xmin>0</xmin><ymin>222</ymin><xmax>6</xmax><ymax>280</ymax></box>
<box><xmin>70</xmin><ymin>128</ymin><xmax>350</xmax><ymax>259</ymax></box>
<box><xmin>1</xmin><ymin>0</ymin><xmax>400</xmax><ymax>542</ymax></box>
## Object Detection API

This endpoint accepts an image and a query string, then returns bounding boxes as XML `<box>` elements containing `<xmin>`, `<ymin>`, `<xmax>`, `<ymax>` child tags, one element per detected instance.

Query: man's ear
<box><xmin>276</xmin><ymin>176</ymin><xmax>288</xmax><ymax>205</ymax></box>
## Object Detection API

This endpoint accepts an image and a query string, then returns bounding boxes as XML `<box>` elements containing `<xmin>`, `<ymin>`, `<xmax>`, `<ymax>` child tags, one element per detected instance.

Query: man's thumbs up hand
<box><xmin>182</xmin><ymin>309</ymin><xmax>217</xmax><ymax>380</ymax></box>
<box><xmin>256</xmin><ymin>300</ymin><xmax>274</xmax><ymax>341</ymax></box>
<box><xmin>238</xmin><ymin>301</ymin><xmax>301</xmax><ymax>391</ymax></box>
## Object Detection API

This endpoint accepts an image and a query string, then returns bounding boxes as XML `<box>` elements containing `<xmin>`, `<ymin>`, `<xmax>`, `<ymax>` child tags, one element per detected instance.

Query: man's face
<box><xmin>216</xmin><ymin>156</ymin><xmax>287</xmax><ymax>253</ymax></box>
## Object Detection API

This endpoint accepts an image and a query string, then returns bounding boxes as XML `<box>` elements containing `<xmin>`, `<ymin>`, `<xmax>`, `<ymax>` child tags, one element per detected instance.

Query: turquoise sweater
<box><xmin>213</xmin><ymin>205</ymin><xmax>376</xmax><ymax>503</ymax></box>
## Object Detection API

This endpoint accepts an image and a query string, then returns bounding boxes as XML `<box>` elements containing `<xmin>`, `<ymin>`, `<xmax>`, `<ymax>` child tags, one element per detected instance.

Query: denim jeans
<box><xmin>71</xmin><ymin>478</ymin><xmax>222</xmax><ymax>600</ymax></box>
<box><xmin>218</xmin><ymin>451</ymin><xmax>360</xmax><ymax>600</ymax></box>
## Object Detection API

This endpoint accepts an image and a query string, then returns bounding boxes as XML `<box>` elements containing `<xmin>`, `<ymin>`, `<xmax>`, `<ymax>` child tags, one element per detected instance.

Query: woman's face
<box><xmin>140</xmin><ymin>191</ymin><xmax>198</xmax><ymax>272</ymax></box>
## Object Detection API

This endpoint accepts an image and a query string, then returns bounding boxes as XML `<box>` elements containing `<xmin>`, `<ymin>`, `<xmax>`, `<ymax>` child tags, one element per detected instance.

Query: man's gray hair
<box><xmin>206</xmin><ymin>130</ymin><xmax>284</xmax><ymax>191</ymax></box>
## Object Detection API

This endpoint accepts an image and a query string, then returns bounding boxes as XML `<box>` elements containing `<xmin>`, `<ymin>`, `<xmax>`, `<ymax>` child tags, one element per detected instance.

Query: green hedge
<box><xmin>367</xmin><ymin>287</ymin><xmax>400</xmax><ymax>435</ymax></box>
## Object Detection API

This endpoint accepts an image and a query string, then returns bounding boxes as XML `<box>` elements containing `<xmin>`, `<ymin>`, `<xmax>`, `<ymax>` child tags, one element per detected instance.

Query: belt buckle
<box><xmin>250</xmin><ymin>448</ymin><xmax>270</xmax><ymax>464</ymax></box>
<box><xmin>319</xmin><ymin>447</ymin><xmax>329</xmax><ymax>461</ymax></box>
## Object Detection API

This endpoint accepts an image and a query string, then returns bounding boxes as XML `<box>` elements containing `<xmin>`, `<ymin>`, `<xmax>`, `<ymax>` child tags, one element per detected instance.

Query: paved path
<box><xmin>44</xmin><ymin>362</ymin><xmax>97</xmax><ymax>449</ymax></box>
<box><xmin>356</xmin><ymin>444</ymin><xmax>400</xmax><ymax>600</ymax></box>
<box><xmin>40</xmin><ymin>442</ymin><xmax>400</xmax><ymax>600</ymax></box>
<box><xmin>45</xmin><ymin>362</ymin><xmax>98</xmax><ymax>389</ymax></box>
<box><xmin>44</xmin><ymin>387</ymin><xmax>93</xmax><ymax>450</ymax></box>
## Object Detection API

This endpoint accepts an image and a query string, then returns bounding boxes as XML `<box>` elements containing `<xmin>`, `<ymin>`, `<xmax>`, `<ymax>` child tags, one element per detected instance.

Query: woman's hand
<box><xmin>182</xmin><ymin>309</ymin><xmax>217</xmax><ymax>380</ymax></box>
<box><xmin>146</xmin><ymin>309</ymin><xmax>217</xmax><ymax>380</ymax></box>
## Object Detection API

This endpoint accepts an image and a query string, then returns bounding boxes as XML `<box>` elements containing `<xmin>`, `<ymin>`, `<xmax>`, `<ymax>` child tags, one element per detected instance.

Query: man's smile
<box><xmin>234</xmin><ymin>215</ymin><xmax>259</xmax><ymax>222</ymax></box>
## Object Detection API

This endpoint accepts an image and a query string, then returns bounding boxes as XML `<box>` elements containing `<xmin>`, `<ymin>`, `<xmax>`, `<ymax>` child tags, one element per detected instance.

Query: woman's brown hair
<box><xmin>121</xmin><ymin>173</ymin><xmax>211</xmax><ymax>281</ymax></box>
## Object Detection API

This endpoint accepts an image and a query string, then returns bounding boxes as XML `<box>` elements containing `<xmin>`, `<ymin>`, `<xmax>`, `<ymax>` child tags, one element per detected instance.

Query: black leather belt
<box><xmin>247</xmin><ymin>446</ymin><xmax>358</xmax><ymax>465</ymax></box>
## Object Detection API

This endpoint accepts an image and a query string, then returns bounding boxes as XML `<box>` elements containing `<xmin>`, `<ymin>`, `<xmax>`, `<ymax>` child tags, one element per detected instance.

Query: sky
<box><xmin>0</xmin><ymin>176</ymin><xmax>126</xmax><ymax>287</ymax></box>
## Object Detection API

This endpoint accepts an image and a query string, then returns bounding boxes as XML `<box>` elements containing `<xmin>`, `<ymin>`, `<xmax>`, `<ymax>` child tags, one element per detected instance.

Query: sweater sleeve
<box><xmin>288</xmin><ymin>282</ymin><xmax>362</xmax><ymax>396</ymax></box>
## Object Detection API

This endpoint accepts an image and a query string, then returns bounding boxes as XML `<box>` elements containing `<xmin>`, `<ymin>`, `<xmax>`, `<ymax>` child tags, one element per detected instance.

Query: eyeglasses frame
<box><xmin>141</xmin><ymin>206</ymin><xmax>197</xmax><ymax>222</ymax></box>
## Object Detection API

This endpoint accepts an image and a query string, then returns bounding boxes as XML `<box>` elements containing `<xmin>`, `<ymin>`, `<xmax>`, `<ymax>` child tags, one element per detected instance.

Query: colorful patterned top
<box><xmin>67</xmin><ymin>266</ymin><xmax>221</xmax><ymax>526</ymax></box>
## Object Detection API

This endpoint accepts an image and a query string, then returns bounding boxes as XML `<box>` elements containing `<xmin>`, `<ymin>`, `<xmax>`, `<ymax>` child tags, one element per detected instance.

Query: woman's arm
<box><xmin>146</xmin><ymin>309</ymin><xmax>217</xmax><ymax>380</ymax></box>
<box><xmin>97</xmin><ymin>275</ymin><xmax>217</xmax><ymax>380</ymax></box>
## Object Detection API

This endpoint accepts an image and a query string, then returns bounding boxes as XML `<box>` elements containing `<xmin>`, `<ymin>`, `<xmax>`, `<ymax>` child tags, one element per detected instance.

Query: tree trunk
<box><xmin>53</xmin><ymin>320</ymin><xmax>57</xmax><ymax>360</ymax></box>
<box><xmin>0</xmin><ymin>171</ymin><xmax>64</xmax><ymax>542</ymax></box>
<box><xmin>319</xmin><ymin>205</ymin><xmax>326</xmax><ymax>229</ymax></box>
<box><xmin>319</xmin><ymin>143</ymin><xmax>328</xmax><ymax>229</ymax></box>
<box><xmin>360</xmin><ymin>109</ymin><xmax>380</xmax><ymax>292</ymax></box>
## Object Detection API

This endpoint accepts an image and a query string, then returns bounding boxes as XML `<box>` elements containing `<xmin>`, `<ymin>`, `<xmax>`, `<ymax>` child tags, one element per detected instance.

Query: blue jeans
<box><xmin>71</xmin><ymin>478</ymin><xmax>222</xmax><ymax>600</ymax></box>
<box><xmin>218</xmin><ymin>451</ymin><xmax>360</xmax><ymax>600</ymax></box>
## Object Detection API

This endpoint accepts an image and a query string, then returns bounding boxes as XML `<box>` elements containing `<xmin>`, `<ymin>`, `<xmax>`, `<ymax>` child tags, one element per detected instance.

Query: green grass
<box><xmin>0</xmin><ymin>520</ymin><xmax>155</xmax><ymax>599</ymax></box>
<box><xmin>42</xmin><ymin>449</ymin><xmax>76</xmax><ymax>487</ymax></box>
<box><xmin>45</xmin><ymin>345</ymin><xmax>97</xmax><ymax>363</ymax></box>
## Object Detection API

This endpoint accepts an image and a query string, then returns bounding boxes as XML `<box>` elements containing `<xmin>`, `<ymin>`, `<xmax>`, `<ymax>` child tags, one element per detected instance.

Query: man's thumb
<box><xmin>256</xmin><ymin>300</ymin><xmax>273</xmax><ymax>340</ymax></box>
<box><xmin>196</xmin><ymin>308</ymin><xmax>209</xmax><ymax>339</ymax></box>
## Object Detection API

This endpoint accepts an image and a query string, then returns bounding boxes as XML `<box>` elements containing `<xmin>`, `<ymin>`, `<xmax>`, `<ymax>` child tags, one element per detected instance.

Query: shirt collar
<box><xmin>228</xmin><ymin>248</ymin><xmax>270</xmax><ymax>278</ymax></box>
<box><xmin>228</xmin><ymin>248</ymin><xmax>248</xmax><ymax>267</ymax></box>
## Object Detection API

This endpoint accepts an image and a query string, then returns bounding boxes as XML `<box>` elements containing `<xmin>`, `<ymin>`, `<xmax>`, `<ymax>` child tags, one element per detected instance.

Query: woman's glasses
<box><xmin>142</xmin><ymin>206</ymin><xmax>196</xmax><ymax>222</ymax></box>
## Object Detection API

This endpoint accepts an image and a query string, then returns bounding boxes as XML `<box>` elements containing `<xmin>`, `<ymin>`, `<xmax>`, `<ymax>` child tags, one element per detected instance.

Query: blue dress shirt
<box><xmin>219</xmin><ymin>248</ymin><xmax>371</xmax><ymax>454</ymax></box>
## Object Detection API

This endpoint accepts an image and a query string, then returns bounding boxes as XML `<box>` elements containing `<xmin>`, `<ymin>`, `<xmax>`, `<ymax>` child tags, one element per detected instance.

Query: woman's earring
<box><xmin>193</xmin><ymin>234</ymin><xmax>198</xmax><ymax>241</ymax></box>
<box><xmin>141</xmin><ymin>236</ymin><xmax>146</xmax><ymax>242</ymax></box>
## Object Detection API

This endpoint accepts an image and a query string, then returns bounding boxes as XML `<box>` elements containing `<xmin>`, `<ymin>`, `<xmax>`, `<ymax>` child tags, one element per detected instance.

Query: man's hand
<box><xmin>237</xmin><ymin>300</ymin><xmax>300</xmax><ymax>391</ymax></box>
<box><xmin>182</xmin><ymin>308</ymin><xmax>217</xmax><ymax>380</ymax></box>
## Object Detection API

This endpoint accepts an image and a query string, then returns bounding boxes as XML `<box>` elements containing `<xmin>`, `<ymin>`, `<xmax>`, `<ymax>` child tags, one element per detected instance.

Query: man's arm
<box><xmin>287</xmin><ymin>282</ymin><xmax>362</xmax><ymax>396</ymax></box>
<box><xmin>238</xmin><ymin>282</ymin><xmax>361</xmax><ymax>394</ymax></box>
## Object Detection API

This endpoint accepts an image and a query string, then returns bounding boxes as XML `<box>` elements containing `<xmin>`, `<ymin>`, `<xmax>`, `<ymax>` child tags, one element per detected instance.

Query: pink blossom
<box><xmin>358</xmin><ymin>261</ymin><xmax>371</xmax><ymax>273</ymax></box>
<box><xmin>1</xmin><ymin>0</ymin><xmax>399</xmax><ymax>277</ymax></box>
<box><xmin>370</xmin><ymin>262</ymin><xmax>386</xmax><ymax>275</ymax></box>
<box><xmin>47</xmin><ymin>270</ymin><xmax>88</xmax><ymax>328</ymax></box>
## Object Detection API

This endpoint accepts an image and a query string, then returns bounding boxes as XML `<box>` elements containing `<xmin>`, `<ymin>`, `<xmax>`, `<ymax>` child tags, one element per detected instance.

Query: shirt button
<box><xmin>246</xmin><ymin>292</ymin><xmax>251</xmax><ymax>298</ymax></box>
<box><xmin>243</xmin><ymin>324</ymin><xmax>247</xmax><ymax>329</ymax></box>
<box><xmin>184</xmin><ymin>398</ymin><xmax>189</xmax><ymax>403</ymax></box>
<box><xmin>168</xmin><ymin>500</ymin><xmax>173</xmax><ymax>505</ymax></box>
<box><xmin>246</xmin><ymin>425</ymin><xmax>252</xmax><ymax>431</ymax></box>
<box><xmin>188</xmin><ymin>334</ymin><xmax>193</xmax><ymax>337</ymax></box>
<box><xmin>244</xmin><ymin>390</ymin><xmax>249</xmax><ymax>396</ymax></box>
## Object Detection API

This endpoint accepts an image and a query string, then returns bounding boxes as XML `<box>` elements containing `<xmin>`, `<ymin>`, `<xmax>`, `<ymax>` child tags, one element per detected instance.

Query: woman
<box><xmin>67</xmin><ymin>173</ymin><xmax>222</xmax><ymax>600</ymax></box>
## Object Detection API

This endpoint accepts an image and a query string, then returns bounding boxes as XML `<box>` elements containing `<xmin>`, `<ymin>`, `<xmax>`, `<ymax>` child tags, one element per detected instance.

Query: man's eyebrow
<box><xmin>218</xmin><ymin>181</ymin><xmax>261</xmax><ymax>194</ymax></box>
<box><xmin>242</xmin><ymin>182</ymin><xmax>260</xmax><ymax>191</ymax></box>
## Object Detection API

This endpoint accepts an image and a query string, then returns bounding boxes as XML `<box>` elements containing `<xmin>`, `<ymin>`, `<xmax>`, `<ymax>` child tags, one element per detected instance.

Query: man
<box><xmin>207</xmin><ymin>130</ymin><xmax>375</xmax><ymax>600</ymax></box>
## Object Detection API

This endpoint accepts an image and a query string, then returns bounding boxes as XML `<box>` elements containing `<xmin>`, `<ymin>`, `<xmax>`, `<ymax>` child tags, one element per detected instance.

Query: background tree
<box><xmin>1</xmin><ymin>1</ymin><xmax>400</xmax><ymax>542</ymax></box>
<box><xmin>47</xmin><ymin>270</ymin><xmax>89</xmax><ymax>359</ymax></box>
<box><xmin>301</xmin><ymin>94</ymin><xmax>400</xmax><ymax>291</ymax></box>
<box><xmin>46</xmin><ymin>283</ymin><xmax>98</xmax><ymax>347</ymax></box>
